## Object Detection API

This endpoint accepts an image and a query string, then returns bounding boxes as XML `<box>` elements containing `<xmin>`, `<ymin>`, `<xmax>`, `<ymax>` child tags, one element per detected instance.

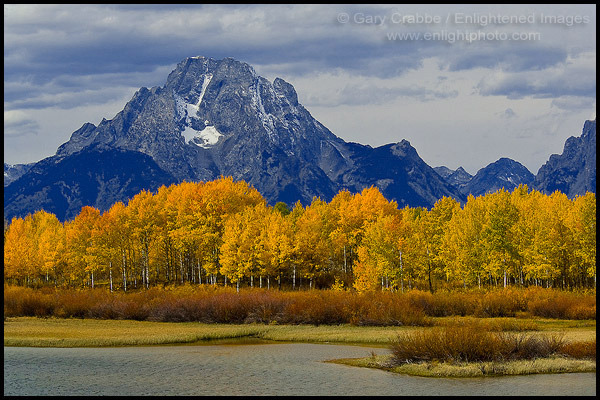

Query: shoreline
<box><xmin>328</xmin><ymin>354</ymin><xmax>596</xmax><ymax>378</ymax></box>
<box><xmin>5</xmin><ymin>316</ymin><xmax>595</xmax><ymax>378</ymax></box>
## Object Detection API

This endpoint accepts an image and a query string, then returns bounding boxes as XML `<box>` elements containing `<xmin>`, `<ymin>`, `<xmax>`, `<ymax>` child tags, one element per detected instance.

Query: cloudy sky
<box><xmin>4</xmin><ymin>4</ymin><xmax>596</xmax><ymax>174</ymax></box>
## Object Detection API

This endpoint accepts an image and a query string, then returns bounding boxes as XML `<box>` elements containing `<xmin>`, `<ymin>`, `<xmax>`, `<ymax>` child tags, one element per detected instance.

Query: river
<box><xmin>4</xmin><ymin>343</ymin><xmax>596</xmax><ymax>396</ymax></box>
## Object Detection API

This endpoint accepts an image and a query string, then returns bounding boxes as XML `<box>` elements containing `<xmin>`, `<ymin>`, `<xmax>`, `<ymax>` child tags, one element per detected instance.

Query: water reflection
<box><xmin>4</xmin><ymin>344</ymin><xmax>596</xmax><ymax>396</ymax></box>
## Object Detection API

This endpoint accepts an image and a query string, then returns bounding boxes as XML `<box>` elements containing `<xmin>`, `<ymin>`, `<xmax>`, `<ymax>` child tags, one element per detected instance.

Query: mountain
<box><xmin>434</xmin><ymin>161</ymin><xmax>535</xmax><ymax>198</ymax></box>
<box><xmin>4</xmin><ymin>162</ymin><xmax>33</xmax><ymax>187</ymax></box>
<box><xmin>342</xmin><ymin>140</ymin><xmax>466</xmax><ymax>208</ymax></box>
<box><xmin>534</xmin><ymin>119</ymin><xmax>596</xmax><ymax>197</ymax></box>
<box><xmin>4</xmin><ymin>149</ymin><xmax>177</xmax><ymax>221</ymax></box>
<box><xmin>4</xmin><ymin>56</ymin><xmax>464</xmax><ymax>221</ymax></box>
<box><xmin>433</xmin><ymin>120</ymin><xmax>596</xmax><ymax>199</ymax></box>
<box><xmin>433</xmin><ymin>166</ymin><xmax>473</xmax><ymax>192</ymax></box>
<box><xmin>460</xmin><ymin>158</ymin><xmax>535</xmax><ymax>198</ymax></box>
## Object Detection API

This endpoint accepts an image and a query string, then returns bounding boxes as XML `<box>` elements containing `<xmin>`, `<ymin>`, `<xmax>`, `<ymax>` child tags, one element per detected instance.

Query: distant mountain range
<box><xmin>435</xmin><ymin>158</ymin><xmax>535</xmax><ymax>198</ymax></box>
<box><xmin>3</xmin><ymin>56</ymin><xmax>596</xmax><ymax>221</ymax></box>
<box><xmin>433</xmin><ymin>119</ymin><xmax>596</xmax><ymax>198</ymax></box>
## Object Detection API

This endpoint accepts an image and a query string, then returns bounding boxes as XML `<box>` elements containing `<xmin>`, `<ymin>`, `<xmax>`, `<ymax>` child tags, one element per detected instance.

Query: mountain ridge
<box><xmin>3</xmin><ymin>56</ymin><xmax>596</xmax><ymax>221</ymax></box>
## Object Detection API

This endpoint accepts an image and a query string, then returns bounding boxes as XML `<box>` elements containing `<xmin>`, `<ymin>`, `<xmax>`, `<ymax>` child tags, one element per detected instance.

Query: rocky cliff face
<box><xmin>52</xmin><ymin>56</ymin><xmax>354</xmax><ymax>206</ymax></box>
<box><xmin>534</xmin><ymin>119</ymin><xmax>596</xmax><ymax>197</ymax></box>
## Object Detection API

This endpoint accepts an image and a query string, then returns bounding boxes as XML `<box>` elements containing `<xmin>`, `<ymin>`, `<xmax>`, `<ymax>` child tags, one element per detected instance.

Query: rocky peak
<box><xmin>434</xmin><ymin>166</ymin><xmax>473</xmax><ymax>191</ymax></box>
<box><xmin>462</xmin><ymin>157</ymin><xmax>534</xmax><ymax>197</ymax></box>
<box><xmin>5</xmin><ymin>55</ymin><xmax>472</xmax><ymax>220</ymax></box>
<box><xmin>534</xmin><ymin>119</ymin><xmax>596</xmax><ymax>197</ymax></box>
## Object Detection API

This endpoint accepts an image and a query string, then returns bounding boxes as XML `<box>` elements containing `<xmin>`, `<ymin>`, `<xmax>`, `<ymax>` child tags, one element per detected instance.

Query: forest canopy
<box><xmin>4</xmin><ymin>177</ymin><xmax>596</xmax><ymax>291</ymax></box>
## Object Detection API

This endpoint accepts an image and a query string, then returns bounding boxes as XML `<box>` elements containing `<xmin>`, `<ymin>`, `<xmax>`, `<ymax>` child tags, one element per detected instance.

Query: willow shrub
<box><xmin>390</xmin><ymin>323</ymin><xmax>566</xmax><ymax>365</ymax></box>
<box><xmin>524</xmin><ymin>288</ymin><xmax>596</xmax><ymax>320</ymax></box>
<box><xmin>559</xmin><ymin>339</ymin><xmax>596</xmax><ymax>360</ymax></box>
<box><xmin>3</xmin><ymin>285</ymin><xmax>596</xmax><ymax>324</ymax></box>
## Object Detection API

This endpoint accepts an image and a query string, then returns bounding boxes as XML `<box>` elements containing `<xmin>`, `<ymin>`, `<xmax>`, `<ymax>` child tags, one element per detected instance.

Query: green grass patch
<box><xmin>4</xmin><ymin>316</ymin><xmax>595</xmax><ymax>348</ymax></box>
<box><xmin>3</xmin><ymin>317</ymin><xmax>267</xmax><ymax>347</ymax></box>
<box><xmin>3</xmin><ymin>317</ymin><xmax>409</xmax><ymax>347</ymax></box>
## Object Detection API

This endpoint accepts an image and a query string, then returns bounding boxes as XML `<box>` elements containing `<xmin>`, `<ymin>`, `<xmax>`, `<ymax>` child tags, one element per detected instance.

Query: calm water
<box><xmin>4</xmin><ymin>343</ymin><xmax>596</xmax><ymax>396</ymax></box>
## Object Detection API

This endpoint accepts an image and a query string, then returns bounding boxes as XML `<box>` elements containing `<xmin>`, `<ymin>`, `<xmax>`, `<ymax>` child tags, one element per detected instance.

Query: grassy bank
<box><xmin>328</xmin><ymin>354</ymin><xmax>596</xmax><ymax>378</ymax></box>
<box><xmin>4</xmin><ymin>316</ymin><xmax>595</xmax><ymax>347</ymax></box>
<box><xmin>3</xmin><ymin>317</ymin><xmax>408</xmax><ymax>347</ymax></box>
<box><xmin>330</xmin><ymin>320</ymin><xmax>595</xmax><ymax>378</ymax></box>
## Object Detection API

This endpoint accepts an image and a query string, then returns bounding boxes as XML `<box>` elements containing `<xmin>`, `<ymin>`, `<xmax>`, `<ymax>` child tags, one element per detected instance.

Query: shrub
<box><xmin>3</xmin><ymin>285</ymin><xmax>595</xmax><ymax>325</ymax></box>
<box><xmin>391</xmin><ymin>324</ymin><xmax>503</xmax><ymax>364</ymax></box>
<box><xmin>475</xmin><ymin>289</ymin><xmax>525</xmax><ymax>317</ymax></box>
<box><xmin>525</xmin><ymin>288</ymin><xmax>596</xmax><ymax>320</ymax></box>
<box><xmin>390</xmin><ymin>323</ymin><xmax>568</xmax><ymax>366</ymax></box>
<box><xmin>4</xmin><ymin>286</ymin><xmax>54</xmax><ymax>317</ymax></box>
<box><xmin>559</xmin><ymin>339</ymin><xmax>596</xmax><ymax>360</ymax></box>
<box><xmin>54</xmin><ymin>290</ymin><xmax>98</xmax><ymax>318</ymax></box>
<box><xmin>495</xmin><ymin>332</ymin><xmax>564</xmax><ymax>360</ymax></box>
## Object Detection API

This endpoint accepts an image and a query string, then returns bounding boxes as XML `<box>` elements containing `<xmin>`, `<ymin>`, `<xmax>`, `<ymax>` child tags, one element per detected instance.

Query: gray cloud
<box><xmin>3</xmin><ymin>4</ymin><xmax>596</xmax><ymax>170</ymax></box>
<box><xmin>4</xmin><ymin>111</ymin><xmax>40</xmax><ymax>137</ymax></box>
<box><xmin>444</xmin><ymin>44</ymin><xmax>568</xmax><ymax>72</ymax></box>
<box><xmin>307</xmin><ymin>83</ymin><xmax>459</xmax><ymax>107</ymax></box>
<box><xmin>477</xmin><ymin>53</ymin><xmax>596</xmax><ymax>99</ymax></box>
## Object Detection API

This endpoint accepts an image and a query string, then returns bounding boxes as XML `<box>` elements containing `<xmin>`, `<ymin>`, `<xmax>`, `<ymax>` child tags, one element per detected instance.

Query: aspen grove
<box><xmin>4</xmin><ymin>177</ymin><xmax>596</xmax><ymax>291</ymax></box>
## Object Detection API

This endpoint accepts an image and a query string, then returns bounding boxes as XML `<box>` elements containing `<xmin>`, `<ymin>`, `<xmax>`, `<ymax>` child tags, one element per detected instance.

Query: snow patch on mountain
<box><xmin>197</xmin><ymin>73</ymin><xmax>213</xmax><ymax>106</ymax></box>
<box><xmin>251</xmin><ymin>79</ymin><xmax>277</xmax><ymax>140</ymax></box>
<box><xmin>184</xmin><ymin>125</ymin><xmax>223</xmax><ymax>148</ymax></box>
<box><xmin>174</xmin><ymin>73</ymin><xmax>221</xmax><ymax>147</ymax></box>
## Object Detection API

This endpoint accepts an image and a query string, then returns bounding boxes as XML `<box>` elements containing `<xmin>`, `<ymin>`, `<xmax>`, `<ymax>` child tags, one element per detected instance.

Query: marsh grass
<box><xmin>3</xmin><ymin>317</ymin><xmax>268</xmax><ymax>347</ymax></box>
<box><xmin>333</xmin><ymin>323</ymin><xmax>595</xmax><ymax>378</ymax></box>
<box><xmin>3</xmin><ymin>317</ymin><xmax>410</xmax><ymax>347</ymax></box>
<box><xmin>334</xmin><ymin>354</ymin><xmax>596</xmax><ymax>377</ymax></box>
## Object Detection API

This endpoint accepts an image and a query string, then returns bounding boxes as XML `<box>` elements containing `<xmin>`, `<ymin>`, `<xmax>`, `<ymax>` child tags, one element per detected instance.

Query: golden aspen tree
<box><xmin>330</xmin><ymin>186</ymin><xmax>398</xmax><ymax>286</ymax></box>
<box><xmin>165</xmin><ymin>181</ymin><xmax>204</xmax><ymax>284</ymax></box>
<box><xmin>150</xmin><ymin>185</ymin><xmax>176</xmax><ymax>285</ymax></box>
<box><xmin>354</xmin><ymin>214</ymin><xmax>403</xmax><ymax>292</ymax></box>
<box><xmin>396</xmin><ymin>206</ymin><xmax>429</xmax><ymax>290</ymax></box>
<box><xmin>127</xmin><ymin>189</ymin><xmax>162</xmax><ymax>289</ymax></box>
<box><xmin>103</xmin><ymin>201</ymin><xmax>133</xmax><ymax>291</ymax></box>
<box><xmin>220</xmin><ymin>204</ymin><xmax>267</xmax><ymax>290</ymax></box>
<box><xmin>422</xmin><ymin>196</ymin><xmax>461</xmax><ymax>292</ymax></box>
<box><xmin>509</xmin><ymin>185</ymin><xmax>532</xmax><ymax>286</ymax></box>
<box><xmin>329</xmin><ymin>190</ymin><xmax>360</xmax><ymax>281</ymax></box>
<box><xmin>545</xmin><ymin>191</ymin><xmax>576</xmax><ymax>288</ymax></box>
<box><xmin>4</xmin><ymin>216</ymin><xmax>36</xmax><ymax>285</ymax></box>
<box><xmin>441</xmin><ymin>206</ymin><xmax>470</xmax><ymax>288</ymax></box>
<box><xmin>293</xmin><ymin>198</ymin><xmax>332</xmax><ymax>289</ymax></box>
<box><xmin>64</xmin><ymin>206</ymin><xmax>101</xmax><ymax>288</ymax></box>
<box><xmin>195</xmin><ymin>177</ymin><xmax>265</xmax><ymax>286</ymax></box>
<box><xmin>32</xmin><ymin>210</ymin><xmax>65</xmax><ymax>285</ymax></box>
<box><xmin>570</xmin><ymin>192</ymin><xmax>596</xmax><ymax>286</ymax></box>
<box><xmin>261</xmin><ymin>206</ymin><xmax>294</xmax><ymax>289</ymax></box>
<box><xmin>479</xmin><ymin>189</ymin><xmax>520</xmax><ymax>287</ymax></box>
